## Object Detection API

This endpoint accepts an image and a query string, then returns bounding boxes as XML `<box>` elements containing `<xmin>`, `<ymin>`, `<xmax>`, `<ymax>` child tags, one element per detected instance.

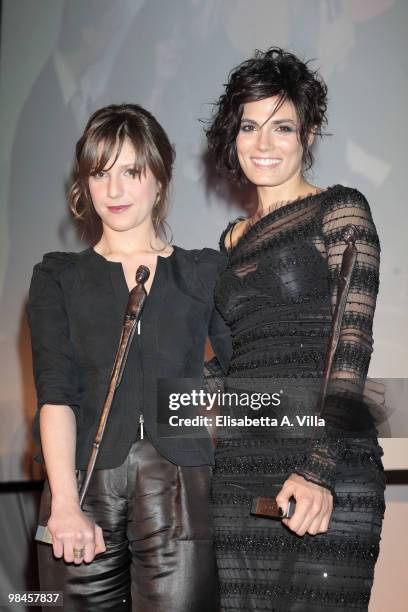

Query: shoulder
<box><xmin>174</xmin><ymin>246</ymin><xmax>226</xmax><ymax>295</ymax></box>
<box><xmin>219</xmin><ymin>217</ymin><xmax>246</xmax><ymax>253</ymax></box>
<box><xmin>320</xmin><ymin>185</ymin><xmax>379</xmax><ymax>247</ymax></box>
<box><xmin>30</xmin><ymin>251</ymin><xmax>78</xmax><ymax>294</ymax></box>
<box><xmin>33</xmin><ymin>250</ymin><xmax>77</xmax><ymax>273</ymax></box>
<box><xmin>321</xmin><ymin>184</ymin><xmax>373</xmax><ymax>217</ymax></box>
<box><xmin>175</xmin><ymin>245</ymin><xmax>227</xmax><ymax>270</ymax></box>
<box><xmin>197</xmin><ymin>247</ymin><xmax>227</xmax><ymax>270</ymax></box>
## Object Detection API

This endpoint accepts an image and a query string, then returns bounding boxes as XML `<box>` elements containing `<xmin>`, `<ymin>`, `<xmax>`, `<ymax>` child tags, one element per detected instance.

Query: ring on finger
<box><xmin>73</xmin><ymin>547</ymin><xmax>85</xmax><ymax>559</ymax></box>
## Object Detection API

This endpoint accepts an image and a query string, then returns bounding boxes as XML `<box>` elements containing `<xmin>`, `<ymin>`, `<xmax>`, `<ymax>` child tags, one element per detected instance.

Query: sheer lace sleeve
<box><xmin>294</xmin><ymin>187</ymin><xmax>381</xmax><ymax>493</ymax></box>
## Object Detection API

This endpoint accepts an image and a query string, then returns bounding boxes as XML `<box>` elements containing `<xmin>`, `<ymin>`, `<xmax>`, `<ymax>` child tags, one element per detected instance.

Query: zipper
<box><xmin>136</xmin><ymin>318</ymin><xmax>143</xmax><ymax>439</ymax></box>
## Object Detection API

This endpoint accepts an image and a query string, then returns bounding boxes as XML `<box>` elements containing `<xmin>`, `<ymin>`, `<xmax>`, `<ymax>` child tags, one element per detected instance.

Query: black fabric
<box><xmin>37</xmin><ymin>437</ymin><xmax>219</xmax><ymax>612</ymax></box>
<box><xmin>209</xmin><ymin>185</ymin><xmax>385</xmax><ymax>611</ymax></box>
<box><xmin>27</xmin><ymin>246</ymin><xmax>232</xmax><ymax>469</ymax></box>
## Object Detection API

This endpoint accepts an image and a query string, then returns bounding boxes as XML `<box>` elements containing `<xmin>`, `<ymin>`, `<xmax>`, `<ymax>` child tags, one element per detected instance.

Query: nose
<box><xmin>256</xmin><ymin>126</ymin><xmax>273</xmax><ymax>152</ymax></box>
<box><xmin>107</xmin><ymin>173</ymin><xmax>124</xmax><ymax>199</ymax></box>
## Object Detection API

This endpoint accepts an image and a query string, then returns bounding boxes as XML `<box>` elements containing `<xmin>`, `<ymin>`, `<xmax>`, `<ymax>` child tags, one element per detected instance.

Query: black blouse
<box><xmin>27</xmin><ymin>245</ymin><xmax>232</xmax><ymax>469</ymax></box>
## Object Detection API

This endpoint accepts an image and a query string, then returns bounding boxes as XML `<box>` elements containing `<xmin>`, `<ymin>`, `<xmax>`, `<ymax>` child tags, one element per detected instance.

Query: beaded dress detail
<box><xmin>210</xmin><ymin>185</ymin><xmax>385</xmax><ymax>611</ymax></box>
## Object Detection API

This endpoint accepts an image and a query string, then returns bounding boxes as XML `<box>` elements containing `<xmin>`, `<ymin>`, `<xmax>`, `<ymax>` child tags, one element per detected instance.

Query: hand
<box><xmin>47</xmin><ymin>501</ymin><xmax>106</xmax><ymax>564</ymax></box>
<box><xmin>276</xmin><ymin>473</ymin><xmax>333</xmax><ymax>536</ymax></box>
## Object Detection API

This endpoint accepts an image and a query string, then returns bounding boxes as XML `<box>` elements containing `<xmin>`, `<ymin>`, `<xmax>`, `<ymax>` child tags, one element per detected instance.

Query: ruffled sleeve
<box><xmin>294</xmin><ymin>187</ymin><xmax>381</xmax><ymax>494</ymax></box>
<box><xmin>27</xmin><ymin>252</ymin><xmax>80</xmax><ymax>420</ymax></box>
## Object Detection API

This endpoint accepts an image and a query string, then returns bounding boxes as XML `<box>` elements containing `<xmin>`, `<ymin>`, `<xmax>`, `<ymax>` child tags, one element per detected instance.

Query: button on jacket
<box><xmin>27</xmin><ymin>246</ymin><xmax>232</xmax><ymax>469</ymax></box>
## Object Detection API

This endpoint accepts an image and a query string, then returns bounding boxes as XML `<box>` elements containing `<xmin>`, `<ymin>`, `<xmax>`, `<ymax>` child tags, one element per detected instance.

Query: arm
<box><xmin>197</xmin><ymin>248</ymin><xmax>232</xmax><ymax>441</ymax></box>
<box><xmin>28</xmin><ymin>254</ymin><xmax>105</xmax><ymax>562</ymax></box>
<box><xmin>278</xmin><ymin>188</ymin><xmax>380</xmax><ymax>535</ymax></box>
<box><xmin>40</xmin><ymin>404</ymin><xmax>78</xmax><ymax>506</ymax></box>
<box><xmin>197</xmin><ymin>247</ymin><xmax>232</xmax><ymax>383</ymax></box>
<box><xmin>203</xmin><ymin>307</ymin><xmax>232</xmax><ymax>445</ymax></box>
<box><xmin>204</xmin><ymin>246</ymin><xmax>232</xmax><ymax>390</ymax></box>
<box><xmin>39</xmin><ymin>404</ymin><xmax>106</xmax><ymax>563</ymax></box>
<box><xmin>207</xmin><ymin>305</ymin><xmax>232</xmax><ymax>378</ymax></box>
<box><xmin>295</xmin><ymin>188</ymin><xmax>380</xmax><ymax>487</ymax></box>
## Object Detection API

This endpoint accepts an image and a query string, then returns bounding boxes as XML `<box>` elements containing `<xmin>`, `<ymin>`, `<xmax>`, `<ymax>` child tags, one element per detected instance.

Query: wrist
<box><xmin>50</xmin><ymin>492</ymin><xmax>80</xmax><ymax>510</ymax></box>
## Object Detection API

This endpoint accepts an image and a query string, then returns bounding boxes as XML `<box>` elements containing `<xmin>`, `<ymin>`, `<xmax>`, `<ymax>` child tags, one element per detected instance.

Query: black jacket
<box><xmin>27</xmin><ymin>246</ymin><xmax>232</xmax><ymax>469</ymax></box>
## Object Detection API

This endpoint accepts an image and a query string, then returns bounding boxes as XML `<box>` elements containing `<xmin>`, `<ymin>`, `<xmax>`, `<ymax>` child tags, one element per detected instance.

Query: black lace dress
<box><xmin>210</xmin><ymin>185</ymin><xmax>385</xmax><ymax>611</ymax></box>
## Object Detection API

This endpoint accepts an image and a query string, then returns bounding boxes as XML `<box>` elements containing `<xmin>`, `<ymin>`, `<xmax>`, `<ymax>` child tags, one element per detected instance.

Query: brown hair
<box><xmin>69</xmin><ymin>103</ymin><xmax>175</xmax><ymax>243</ymax></box>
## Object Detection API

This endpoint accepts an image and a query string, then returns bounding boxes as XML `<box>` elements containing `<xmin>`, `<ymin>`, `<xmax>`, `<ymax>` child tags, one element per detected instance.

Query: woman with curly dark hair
<box><xmin>205</xmin><ymin>48</ymin><xmax>385</xmax><ymax>611</ymax></box>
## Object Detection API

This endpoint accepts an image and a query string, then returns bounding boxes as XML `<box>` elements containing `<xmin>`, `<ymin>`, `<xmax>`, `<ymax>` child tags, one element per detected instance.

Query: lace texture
<box><xmin>213</xmin><ymin>185</ymin><xmax>381</xmax><ymax>490</ymax></box>
<box><xmin>208</xmin><ymin>185</ymin><xmax>384</xmax><ymax>611</ymax></box>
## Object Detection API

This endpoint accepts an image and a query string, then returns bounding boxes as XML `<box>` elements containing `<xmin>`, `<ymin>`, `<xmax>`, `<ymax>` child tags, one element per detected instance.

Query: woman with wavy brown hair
<box><xmin>205</xmin><ymin>48</ymin><xmax>385</xmax><ymax>611</ymax></box>
<box><xmin>28</xmin><ymin>103</ymin><xmax>231</xmax><ymax>611</ymax></box>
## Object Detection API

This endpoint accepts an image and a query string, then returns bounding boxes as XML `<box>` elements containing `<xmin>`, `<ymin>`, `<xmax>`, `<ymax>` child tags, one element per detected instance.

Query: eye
<box><xmin>275</xmin><ymin>125</ymin><xmax>295</xmax><ymax>134</ymax></box>
<box><xmin>124</xmin><ymin>167</ymin><xmax>140</xmax><ymax>178</ymax></box>
<box><xmin>240</xmin><ymin>123</ymin><xmax>257</xmax><ymax>133</ymax></box>
<box><xmin>91</xmin><ymin>170</ymin><xmax>106</xmax><ymax>179</ymax></box>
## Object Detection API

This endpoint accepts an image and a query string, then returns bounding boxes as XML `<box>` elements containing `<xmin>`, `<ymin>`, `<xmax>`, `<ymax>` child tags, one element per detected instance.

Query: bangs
<box><xmin>243</xmin><ymin>88</ymin><xmax>289</xmax><ymax>113</ymax></box>
<box><xmin>80</xmin><ymin>121</ymin><xmax>148</xmax><ymax>177</ymax></box>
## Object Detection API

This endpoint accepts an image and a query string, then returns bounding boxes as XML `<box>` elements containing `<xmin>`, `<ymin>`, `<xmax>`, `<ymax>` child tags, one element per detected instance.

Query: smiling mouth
<box><xmin>107</xmin><ymin>205</ymin><xmax>132</xmax><ymax>213</ymax></box>
<box><xmin>251</xmin><ymin>158</ymin><xmax>282</xmax><ymax>168</ymax></box>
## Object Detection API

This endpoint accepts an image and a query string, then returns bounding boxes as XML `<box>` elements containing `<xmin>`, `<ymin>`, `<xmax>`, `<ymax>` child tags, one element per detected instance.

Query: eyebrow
<box><xmin>99</xmin><ymin>162</ymin><xmax>141</xmax><ymax>171</ymax></box>
<box><xmin>117</xmin><ymin>163</ymin><xmax>141</xmax><ymax>169</ymax></box>
<box><xmin>241</xmin><ymin>117</ymin><xmax>297</xmax><ymax>127</ymax></box>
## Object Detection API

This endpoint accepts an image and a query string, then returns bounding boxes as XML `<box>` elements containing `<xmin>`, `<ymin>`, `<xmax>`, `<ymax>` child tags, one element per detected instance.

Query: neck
<box><xmin>256</xmin><ymin>174</ymin><xmax>315</xmax><ymax>215</ymax></box>
<box><xmin>95</xmin><ymin>223</ymin><xmax>166</xmax><ymax>257</ymax></box>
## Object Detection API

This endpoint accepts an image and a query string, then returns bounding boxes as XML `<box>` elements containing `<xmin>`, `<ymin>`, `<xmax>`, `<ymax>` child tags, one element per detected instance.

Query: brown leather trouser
<box><xmin>37</xmin><ymin>438</ymin><xmax>219</xmax><ymax>611</ymax></box>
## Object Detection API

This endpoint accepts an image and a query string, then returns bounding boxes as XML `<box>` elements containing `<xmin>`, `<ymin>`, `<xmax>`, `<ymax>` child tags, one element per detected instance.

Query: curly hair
<box><xmin>69</xmin><ymin>103</ymin><xmax>175</xmax><ymax>243</ymax></box>
<box><xmin>205</xmin><ymin>47</ymin><xmax>328</xmax><ymax>181</ymax></box>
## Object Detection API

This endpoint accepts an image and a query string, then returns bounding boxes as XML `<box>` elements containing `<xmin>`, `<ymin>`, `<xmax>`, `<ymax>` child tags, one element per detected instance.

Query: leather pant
<box><xmin>37</xmin><ymin>437</ymin><xmax>219</xmax><ymax>611</ymax></box>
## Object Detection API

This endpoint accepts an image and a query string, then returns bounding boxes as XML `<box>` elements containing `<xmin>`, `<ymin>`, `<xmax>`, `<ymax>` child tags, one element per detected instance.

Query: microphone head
<box><xmin>135</xmin><ymin>265</ymin><xmax>150</xmax><ymax>284</ymax></box>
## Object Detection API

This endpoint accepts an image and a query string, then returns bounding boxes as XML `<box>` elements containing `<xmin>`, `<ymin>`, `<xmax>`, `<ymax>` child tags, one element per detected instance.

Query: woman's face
<box><xmin>236</xmin><ymin>96</ymin><xmax>310</xmax><ymax>188</ymax></box>
<box><xmin>88</xmin><ymin>138</ymin><xmax>159</xmax><ymax>233</ymax></box>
